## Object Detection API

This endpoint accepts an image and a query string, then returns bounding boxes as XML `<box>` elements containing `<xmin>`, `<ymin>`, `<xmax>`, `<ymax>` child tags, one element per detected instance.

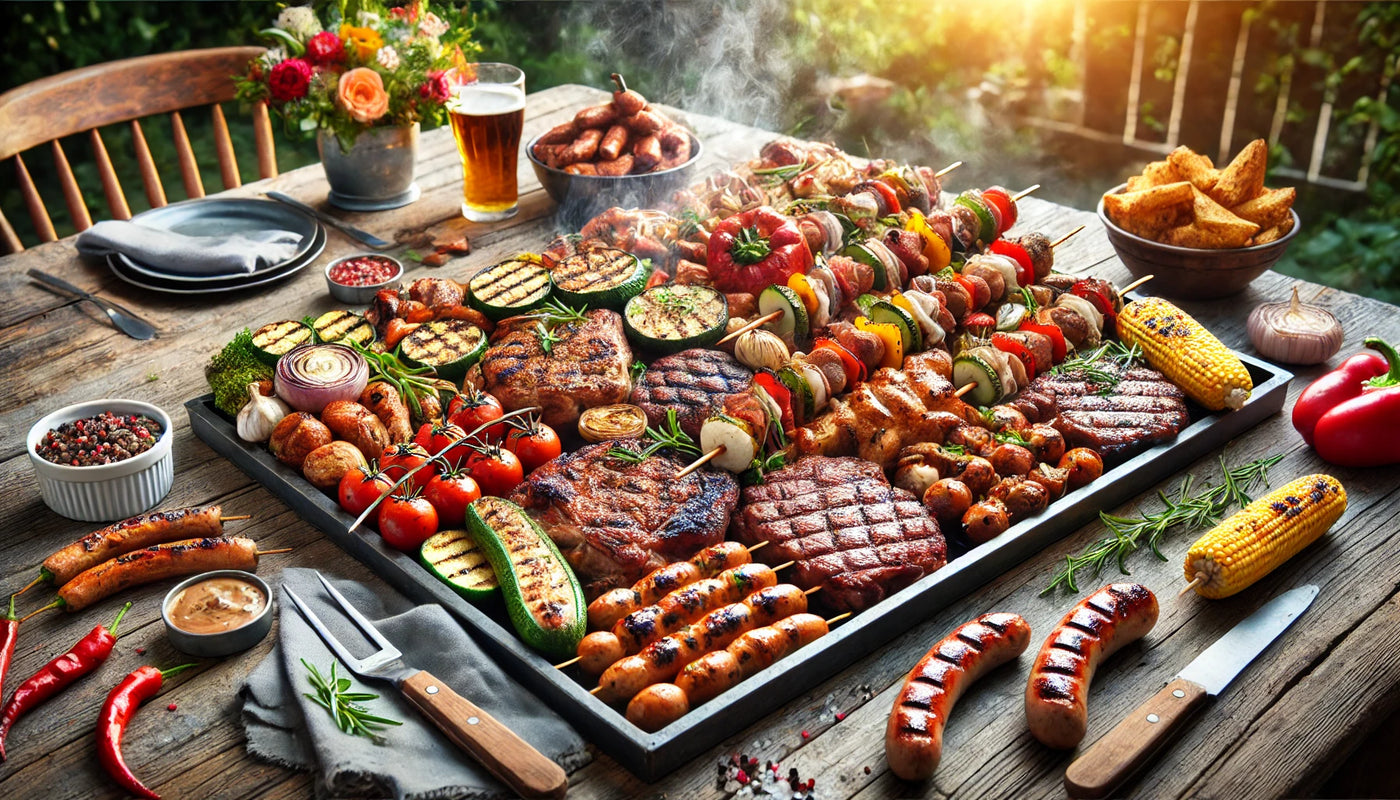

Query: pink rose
<box><xmin>268</xmin><ymin>58</ymin><xmax>313</xmax><ymax>103</ymax></box>
<box><xmin>338</xmin><ymin>67</ymin><xmax>390</xmax><ymax>123</ymax></box>
<box><xmin>305</xmin><ymin>31</ymin><xmax>344</xmax><ymax>66</ymax></box>
<box><xmin>419</xmin><ymin>70</ymin><xmax>453</xmax><ymax>104</ymax></box>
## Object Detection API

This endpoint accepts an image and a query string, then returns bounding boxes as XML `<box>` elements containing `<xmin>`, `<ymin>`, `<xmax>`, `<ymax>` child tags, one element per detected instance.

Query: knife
<box><xmin>264</xmin><ymin>191</ymin><xmax>393</xmax><ymax>249</ymax></box>
<box><xmin>1064</xmin><ymin>584</ymin><xmax>1319</xmax><ymax>799</ymax></box>
<box><xmin>28</xmin><ymin>269</ymin><xmax>158</xmax><ymax>340</ymax></box>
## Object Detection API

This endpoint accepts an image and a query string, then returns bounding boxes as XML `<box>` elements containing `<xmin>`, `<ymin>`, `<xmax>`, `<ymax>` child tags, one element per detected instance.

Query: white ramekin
<box><xmin>26</xmin><ymin>398</ymin><xmax>175</xmax><ymax>522</ymax></box>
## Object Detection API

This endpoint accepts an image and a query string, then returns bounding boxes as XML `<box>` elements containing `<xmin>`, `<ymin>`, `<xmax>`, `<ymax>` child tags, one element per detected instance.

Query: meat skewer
<box><xmin>1013</xmin><ymin>184</ymin><xmax>1040</xmax><ymax>201</ymax></box>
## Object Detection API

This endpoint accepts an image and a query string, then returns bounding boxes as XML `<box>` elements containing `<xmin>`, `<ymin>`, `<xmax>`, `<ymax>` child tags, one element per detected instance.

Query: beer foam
<box><xmin>448</xmin><ymin>83</ymin><xmax>526</xmax><ymax>115</ymax></box>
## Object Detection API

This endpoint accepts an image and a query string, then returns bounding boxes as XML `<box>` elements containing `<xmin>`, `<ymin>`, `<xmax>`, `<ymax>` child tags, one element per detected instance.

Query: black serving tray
<box><xmin>187</xmin><ymin>351</ymin><xmax>1290</xmax><ymax>780</ymax></box>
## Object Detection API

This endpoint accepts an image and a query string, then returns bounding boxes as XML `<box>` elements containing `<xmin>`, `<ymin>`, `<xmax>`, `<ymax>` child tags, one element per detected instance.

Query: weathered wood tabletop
<box><xmin>1</xmin><ymin>84</ymin><xmax>1397</xmax><ymax>800</ymax></box>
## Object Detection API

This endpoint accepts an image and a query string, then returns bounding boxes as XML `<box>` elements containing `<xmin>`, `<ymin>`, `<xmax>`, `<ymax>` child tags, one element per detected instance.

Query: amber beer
<box><xmin>448</xmin><ymin>64</ymin><xmax>526</xmax><ymax>221</ymax></box>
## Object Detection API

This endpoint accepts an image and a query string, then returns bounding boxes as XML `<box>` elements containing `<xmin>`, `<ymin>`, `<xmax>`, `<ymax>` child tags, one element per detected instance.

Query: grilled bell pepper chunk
<box><xmin>1019</xmin><ymin>320</ymin><xmax>1068</xmax><ymax>364</ymax></box>
<box><xmin>813</xmin><ymin>337</ymin><xmax>867</xmax><ymax>387</ymax></box>
<box><xmin>854</xmin><ymin>316</ymin><xmax>904</xmax><ymax>370</ymax></box>
<box><xmin>753</xmin><ymin>370</ymin><xmax>795</xmax><ymax>434</ymax></box>
<box><xmin>905</xmin><ymin>210</ymin><xmax>952</xmax><ymax>271</ymax></box>
<box><xmin>989</xmin><ymin>240</ymin><xmax>1035</xmax><ymax>289</ymax></box>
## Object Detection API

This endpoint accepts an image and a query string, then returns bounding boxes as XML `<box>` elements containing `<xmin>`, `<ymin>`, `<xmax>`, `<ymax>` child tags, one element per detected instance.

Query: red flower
<box><xmin>305</xmin><ymin>31</ymin><xmax>345</xmax><ymax>66</ymax></box>
<box><xmin>419</xmin><ymin>71</ymin><xmax>453</xmax><ymax>104</ymax></box>
<box><xmin>268</xmin><ymin>58</ymin><xmax>313</xmax><ymax>103</ymax></box>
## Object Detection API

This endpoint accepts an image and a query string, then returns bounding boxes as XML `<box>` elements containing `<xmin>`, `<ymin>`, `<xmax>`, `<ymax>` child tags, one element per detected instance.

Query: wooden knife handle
<box><xmin>1063</xmin><ymin>678</ymin><xmax>1208</xmax><ymax>799</ymax></box>
<box><xmin>402</xmin><ymin>670</ymin><xmax>568</xmax><ymax>799</ymax></box>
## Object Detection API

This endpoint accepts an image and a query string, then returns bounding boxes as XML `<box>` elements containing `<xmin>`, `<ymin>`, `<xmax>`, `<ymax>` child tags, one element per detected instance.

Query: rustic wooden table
<box><xmin>1</xmin><ymin>84</ymin><xmax>1397</xmax><ymax>800</ymax></box>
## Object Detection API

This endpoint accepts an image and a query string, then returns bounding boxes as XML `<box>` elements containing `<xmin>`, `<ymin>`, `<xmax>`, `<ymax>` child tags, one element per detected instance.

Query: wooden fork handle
<box><xmin>402</xmin><ymin>670</ymin><xmax>568</xmax><ymax>799</ymax></box>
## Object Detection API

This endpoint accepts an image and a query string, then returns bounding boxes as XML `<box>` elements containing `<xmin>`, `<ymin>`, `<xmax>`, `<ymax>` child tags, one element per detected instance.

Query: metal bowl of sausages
<box><xmin>161</xmin><ymin>570</ymin><xmax>274</xmax><ymax>658</ymax></box>
<box><xmin>527</xmin><ymin>128</ymin><xmax>703</xmax><ymax>229</ymax></box>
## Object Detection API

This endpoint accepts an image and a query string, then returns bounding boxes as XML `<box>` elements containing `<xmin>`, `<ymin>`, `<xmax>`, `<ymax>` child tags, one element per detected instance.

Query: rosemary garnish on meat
<box><xmin>1041</xmin><ymin>454</ymin><xmax>1284</xmax><ymax>595</ymax></box>
<box><xmin>606</xmin><ymin>409</ymin><xmax>701</xmax><ymax>463</ymax></box>
<box><xmin>525</xmin><ymin>299</ymin><xmax>588</xmax><ymax>355</ymax></box>
<box><xmin>302</xmin><ymin>659</ymin><xmax>402</xmax><ymax>740</ymax></box>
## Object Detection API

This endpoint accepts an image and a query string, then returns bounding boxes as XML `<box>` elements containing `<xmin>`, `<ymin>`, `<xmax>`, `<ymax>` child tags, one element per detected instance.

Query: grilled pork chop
<box><xmin>731</xmin><ymin>456</ymin><xmax>947</xmax><ymax>612</ymax></box>
<box><xmin>470</xmin><ymin>308</ymin><xmax>632</xmax><ymax>429</ymax></box>
<box><xmin>511</xmin><ymin>439</ymin><xmax>739</xmax><ymax>596</ymax></box>
<box><xmin>1011</xmin><ymin>362</ymin><xmax>1189</xmax><ymax>462</ymax></box>
<box><xmin>630</xmin><ymin>349</ymin><xmax>753</xmax><ymax>439</ymax></box>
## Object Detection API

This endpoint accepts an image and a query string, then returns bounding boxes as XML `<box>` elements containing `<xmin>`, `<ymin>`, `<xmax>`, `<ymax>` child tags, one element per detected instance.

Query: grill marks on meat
<box><xmin>732</xmin><ymin>457</ymin><xmax>946</xmax><ymax>612</ymax></box>
<box><xmin>630</xmin><ymin>349</ymin><xmax>753</xmax><ymax>439</ymax></box>
<box><xmin>474</xmin><ymin>309</ymin><xmax>632</xmax><ymax>429</ymax></box>
<box><xmin>511</xmin><ymin>440</ymin><xmax>739</xmax><ymax>596</ymax></box>
<box><xmin>1012</xmin><ymin>364</ymin><xmax>1189</xmax><ymax>462</ymax></box>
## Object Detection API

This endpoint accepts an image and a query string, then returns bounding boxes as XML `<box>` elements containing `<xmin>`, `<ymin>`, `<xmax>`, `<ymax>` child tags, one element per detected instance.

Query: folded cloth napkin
<box><xmin>76</xmin><ymin>219</ymin><xmax>303</xmax><ymax>275</ymax></box>
<box><xmin>241</xmin><ymin>568</ymin><xmax>589</xmax><ymax>800</ymax></box>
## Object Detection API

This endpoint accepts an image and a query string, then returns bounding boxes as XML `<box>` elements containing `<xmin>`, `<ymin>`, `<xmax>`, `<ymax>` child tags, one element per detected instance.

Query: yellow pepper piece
<box><xmin>787</xmin><ymin>273</ymin><xmax>820</xmax><ymax>316</ymax></box>
<box><xmin>855</xmin><ymin>315</ymin><xmax>904</xmax><ymax>369</ymax></box>
<box><xmin>906</xmin><ymin>211</ymin><xmax>951</xmax><ymax>271</ymax></box>
<box><xmin>891</xmin><ymin>292</ymin><xmax>915</xmax><ymax>315</ymax></box>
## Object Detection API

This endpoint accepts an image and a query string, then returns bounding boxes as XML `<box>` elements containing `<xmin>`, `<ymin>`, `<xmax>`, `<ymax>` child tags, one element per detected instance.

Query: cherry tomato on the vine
<box><xmin>424</xmin><ymin>467</ymin><xmax>482</xmax><ymax>527</ymax></box>
<box><xmin>380</xmin><ymin>442</ymin><xmax>434</xmax><ymax>490</ymax></box>
<box><xmin>377</xmin><ymin>491</ymin><xmax>438</xmax><ymax>551</ymax></box>
<box><xmin>464</xmin><ymin>445</ymin><xmax>524</xmax><ymax>497</ymax></box>
<box><xmin>448</xmin><ymin>388</ymin><xmax>505</xmax><ymax>442</ymax></box>
<box><xmin>504</xmin><ymin>417</ymin><xmax>562</xmax><ymax>473</ymax></box>
<box><xmin>338</xmin><ymin>464</ymin><xmax>393</xmax><ymax>518</ymax></box>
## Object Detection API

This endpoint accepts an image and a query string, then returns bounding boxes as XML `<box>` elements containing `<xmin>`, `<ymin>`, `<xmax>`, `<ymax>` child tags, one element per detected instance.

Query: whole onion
<box><xmin>1248</xmin><ymin>286</ymin><xmax>1343</xmax><ymax>365</ymax></box>
<box><xmin>274</xmin><ymin>343</ymin><xmax>369</xmax><ymax>413</ymax></box>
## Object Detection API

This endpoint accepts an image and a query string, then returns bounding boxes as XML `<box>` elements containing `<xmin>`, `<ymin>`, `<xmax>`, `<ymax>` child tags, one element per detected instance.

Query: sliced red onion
<box><xmin>801</xmin><ymin>211</ymin><xmax>845</xmax><ymax>256</ymax></box>
<box><xmin>274</xmin><ymin>343</ymin><xmax>369</xmax><ymax>413</ymax></box>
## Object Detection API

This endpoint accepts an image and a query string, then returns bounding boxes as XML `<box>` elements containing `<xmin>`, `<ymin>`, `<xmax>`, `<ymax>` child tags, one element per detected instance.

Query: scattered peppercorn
<box><xmin>35</xmin><ymin>412</ymin><xmax>163</xmax><ymax>466</ymax></box>
<box><xmin>167</xmin><ymin>703</ymin><xmax>177</xmax><ymax>711</ymax></box>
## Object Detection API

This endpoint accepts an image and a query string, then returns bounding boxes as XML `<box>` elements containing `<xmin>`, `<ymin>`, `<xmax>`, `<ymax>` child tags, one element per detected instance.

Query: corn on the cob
<box><xmin>1184</xmin><ymin>474</ymin><xmax>1346</xmax><ymax>599</ymax></box>
<box><xmin>1116</xmin><ymin>297</ymin><xmax>1253</xmax><ymax>411</ymax></box>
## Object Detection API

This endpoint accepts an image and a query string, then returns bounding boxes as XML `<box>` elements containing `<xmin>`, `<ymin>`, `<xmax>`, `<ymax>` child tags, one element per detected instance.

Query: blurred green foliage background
<box><xmin>3</xmin><ymin>1</ymin><xmax>1396</xmax><ymax>303</ymax></box>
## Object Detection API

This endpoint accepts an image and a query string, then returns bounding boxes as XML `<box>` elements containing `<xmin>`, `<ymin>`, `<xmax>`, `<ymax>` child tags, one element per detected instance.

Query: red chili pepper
<box><xmin>1019</xmin><ymin>320</ymin><xmax>1068</xmax><ymax>364</ymax></box>
<box><xmin>0</xmin><ymin>596</ymin><xmax>18</xmax><ymax>728</ymax></box>
<box><xmin>753</xmin><ymin>371</ymin><xmax>795</xmax><ymax>433</ymax></box>
<box><xmin>1296</xmin><ymin>338</ymin><xmax>1400</xmax><ymax>465</ymax></box>
<box><xmin>707</xmin><ymin>206</ymin><xmax>814</xmax><ymax>295</ymax></box>
<box><xmin>97</xmin><ymin>663</ymin><xmax>197</xmax><ymax>800</ymax></box>
<box><xmin>0</xmin><ymin>601</ymin><xmax>130</xmax><ymax>760</ymax></box>
<box><xmin>989</xmin><ymin>240</ymin><xmax>1035</xmax><ymax>289</ymax></box>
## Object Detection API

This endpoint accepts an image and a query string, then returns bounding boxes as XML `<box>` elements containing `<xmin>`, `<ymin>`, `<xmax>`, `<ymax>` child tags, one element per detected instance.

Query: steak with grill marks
<box><xmin>469</xmin><ymin>308</ymin><xmax>632</xmax><ymax>429</ymax></box>
<box><xmin>1011</xmin><ymin>362</ymin><xmax>1189</xmax><ymax>462</ymax></box>
<box><xmin>511</xmin><ymin>439</ymin><xmax>739</xmax><ymax>596</ymax></box>
<box><xmin>630</xmin><ymin>349</ymin><xmax>753</xmax><ymax>439</ymax></box>
<box><xmin>731</xmin><ymin>456</ymin><xmax>947</xmax><ymax>612</ymax></box>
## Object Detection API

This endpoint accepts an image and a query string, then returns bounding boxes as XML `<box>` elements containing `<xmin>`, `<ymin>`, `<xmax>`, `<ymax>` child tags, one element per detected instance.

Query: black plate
<box><xmin>116</xmin><ymin>198</ymin><xmax>320</xmax><ymax>280</ymax></box>
<box><xmin>108</xmin><ymin>225</ymin><xmax>326</xmax><ymax>295</ymax></box>
<box><xmin>186</xmin><ymin>351</ymin><xmax>1291</xmax><ymax>780</ymax></box>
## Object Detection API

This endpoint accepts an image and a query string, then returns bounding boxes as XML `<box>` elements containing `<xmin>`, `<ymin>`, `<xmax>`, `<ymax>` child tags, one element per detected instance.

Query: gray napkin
<box><xmin>241</xmin><ymin>568</ymin><xmax>589</xmax><ymax>800</ymax></box>
<box><xmin>76</xmin><ymin>219</ymin><xmax>303</xmax><ymax>275</ymax></box>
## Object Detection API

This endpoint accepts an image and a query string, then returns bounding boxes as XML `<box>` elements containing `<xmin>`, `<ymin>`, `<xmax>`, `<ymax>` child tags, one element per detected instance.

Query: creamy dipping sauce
<box><xmin>167</xmin><ymin>577</ymin><xmax>267</xmax><ymax>635</ymax></box>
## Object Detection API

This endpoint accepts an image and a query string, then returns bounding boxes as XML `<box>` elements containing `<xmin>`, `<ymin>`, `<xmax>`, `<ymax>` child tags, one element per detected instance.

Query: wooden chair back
<box><xmin>0</xmin><ymin>46</ymin><xmax>277</xmax><ymax>254</ymax></box>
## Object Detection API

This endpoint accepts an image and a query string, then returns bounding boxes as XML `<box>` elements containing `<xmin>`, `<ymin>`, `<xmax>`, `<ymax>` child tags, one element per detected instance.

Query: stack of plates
<box><xmin>106</xmin><ymin>199</ymin><xmax>326</xmax><ymax>295</ymax></box>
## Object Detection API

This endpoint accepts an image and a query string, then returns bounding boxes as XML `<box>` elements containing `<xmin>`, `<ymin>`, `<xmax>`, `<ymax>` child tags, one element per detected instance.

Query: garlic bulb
<box><xmin>1248</xmin><ymin>286</ymin><xmax>1343</xmax><ymax>365</ymax></box>
<box><xmin>734</xmin><ymin>329</ymin><xmax>789</xmax><ymax>372</ymax></box>
<box><xmin>237</xmin><ymin>382</ymin><xmax>292</xmax><ymax>443</ymax></box>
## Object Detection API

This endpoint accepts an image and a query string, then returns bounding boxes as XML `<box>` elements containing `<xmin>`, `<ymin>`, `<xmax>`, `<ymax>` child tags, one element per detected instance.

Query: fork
<box><xmin>283</xmin><ymin>574</ymin><xmax>568</xmax><ymax>799</ymax></box>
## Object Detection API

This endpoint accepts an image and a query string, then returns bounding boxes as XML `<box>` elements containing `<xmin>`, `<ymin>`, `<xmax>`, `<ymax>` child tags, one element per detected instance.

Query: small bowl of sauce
<box><xmin>324</xmin><ymin>253</ymin><xmax>403</xmax><ymax>304</ymax></box>
<box><xmin>162</xmin><ymin>570</ymin><xmax>274</xmax><ymax>657</ymax></box>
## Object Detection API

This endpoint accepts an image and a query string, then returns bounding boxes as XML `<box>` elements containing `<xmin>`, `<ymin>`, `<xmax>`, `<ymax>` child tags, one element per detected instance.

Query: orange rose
<box><xmin>337</xmin><ymin>68</ymin><xmax>389</xmax><ymax>124</ymax></box>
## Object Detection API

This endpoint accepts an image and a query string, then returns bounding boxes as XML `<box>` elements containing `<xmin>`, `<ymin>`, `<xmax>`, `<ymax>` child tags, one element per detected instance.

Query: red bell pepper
<box><xmin>989</xmin><ymin>240</ymin><xmax>1035</xmax><ymax>289</ymax></box>
<box><xmin>707</xmin><ymin>206</ymin><xmax>814</xmax><ymax>295</ymax></box>
<box><xmin>982</xmin><ymin>186</ymin><xmax>1017</xmax><ymax>234</ymax></box>
<box><xmin>753</xmin><ymin>371</ymin><xmax>795</xmax><ymax>434</ymax></box>
<box><xmin>992</xmin><ymin>332</ymin><xmax>1038</xmax><ymax>378</ymax></box>
<box><xmin>1294</xmin><ymin>338</ymin><xmax>1400</xmax><ymax>465</ymax></box>
<box><xmin>1019</xmin><ymin>320</ymin><xmax>1067</xmax><ymax>364</ymax></box>
<box><xmin>1071</xmin><ymin>280</ymin><xmax>1118</xmax><ymax>326</ymax></box>
<box><xmin>813</xmin><ymin>337</ymin><xmax>867</xmax><ymax>387</ymax></box>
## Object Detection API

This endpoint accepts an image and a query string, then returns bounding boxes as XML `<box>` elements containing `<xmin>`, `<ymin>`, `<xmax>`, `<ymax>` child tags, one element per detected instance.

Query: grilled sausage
<box><xmin>40</xmin><ymin>506</ymin><xmax>224</xmax><ymax>587</ymax></box>
<box><xmin>626</xmin><ymin>109</ymin><xmax>665</xmax><ymax>135</ymax></box>
<box><xmin>598</xmin><ymin>124</ymin><xmax>630</xmax><ymax>161</ymax></box>
<box><xmin>321</xmin><ymin>400</ymin><xmax>391</xmax><ymax>462</ymax></box>
<box><xmin>360</xmin><ymin>382</ymin><xmax>413</xmax><ymax>444</ymax></box>
<box><xmin>564</xmin><ymin>162</ymin><xmax>599</xmax><ymax>175</ymax></box>
<box><xmin>632</xmin><ymin>134</ymin><xmax>662</xmax><ymax>171</ymax></box>
<box><xmin>659</xmin><ymin>133</ymin><xmax>692</xmax><ymax>169</ymax></box>
<box><xmin>1025</xmin><ymin>583</ymin><xmax>1159</xmax><ymax>749</ymax></box>
<box><xmin>537</xmin><ymin>120</ymin><xmax>577</xmax><ymax>145</ymax></box>
<box><xmin>573</xmin><ymin>104</ymin><xmax>616</xmax><ymax>130</ymax></box>
<box><xmin>886</xmin><ymin>612</ymin><xmax>1032</xmax><ymax>780</ymax></box>
<box><xmin>626</xmin><ymin>683</ymin><xmax>689</xmax><ymax>732</ymax></box>
<box><xmin>673</xmin><ymin>614</ymin><xmax>830</xmax><ymax>709</ymax></box>
<box><xmin>594</xmin><ymin>155</ymin><xmax>634</xmax><ymax>176</ymax></box>
<box><xmin>587</xmin><ymin>541</ymin><xmax>752</xmax><ymax>630</ymax></box>
<box><xmin>612</xmin><ymin>88</ymin><xmax>647</xmax><ymax>116</ymax></box>
<box><xmin>57</xmin><ymin>538</ymin><xmax>259</xmax><ymax>612</ymax></box>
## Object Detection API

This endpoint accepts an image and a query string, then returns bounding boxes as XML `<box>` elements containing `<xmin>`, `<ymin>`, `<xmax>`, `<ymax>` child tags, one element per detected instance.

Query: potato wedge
<box><xmin>1209</xmin><ymin>138</ymin><xmax>1268</xmax><ymax>207</ymax></box>
<box><xmin>1142</xmin><ymin>160</ymin><xmax>1185</xmax><ymax>187</ymax></box>
<box><xmin>1188</xmin><ymin>187</ymin><xmax>1259</xmax><ymax>247</ymax></box>
<box><xmin>1229</xmin><ymin>186</ymin><xmax>1295</xmax><ymax>229</ymax></box>
<box><xmin>1167</xmin><ymin>146</ymin><xmax>1220</xmax><ymax>192</ymax></box>
<box><xmin>1162</xmin><ymin>222</ymin><xmax>1230</xmax><ymax>249</ymax></box>
<box><xmin>1250</xmin><ymin>214</ymin><xmax>1296</xmax><ymax>246</ymax></box>
<box><xmin>1105</xmin><ymin>182</ymin><xmax>1195</xmax><ymax>238</ymax></box>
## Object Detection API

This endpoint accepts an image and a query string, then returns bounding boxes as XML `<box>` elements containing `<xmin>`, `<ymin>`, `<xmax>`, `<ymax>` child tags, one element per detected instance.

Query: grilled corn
<box><xmin>1116</xmin><ymin>297</ymin><xmax>1253</xmax><ymax>411</ymax></box>
<box><xmin>1184</xmin><ymin>474</ymin><xmax>1346</xmax><ymax>599</ymax></box>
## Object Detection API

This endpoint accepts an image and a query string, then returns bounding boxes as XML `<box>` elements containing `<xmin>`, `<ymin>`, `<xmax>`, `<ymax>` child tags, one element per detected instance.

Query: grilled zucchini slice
<box><xmin>869</xmin><ymin>300</ymin><xmax>923</xmax><ymax>354</ymax></box>
<box><xmin>398</xmin><ymin>319</ymin><xmax>487</xmax><ymax>382</ymax></box>
<box><xmin>251</xmin><ymin>320</ymin><xmax>313</xmax><ymax>365</ymax></box>
<box><xmin>623</xmin><ymin>284</ymin><xmax>729</xmax><ymax>354</ymax></box>
<box><xmin>467</xmin><ymin>258</ymin><xmax>552</xmax><ymax>321</ymax></box>
<box><xmin>550</xmin><ymin>248</ymin><xmax>647</xmax><ymax>310</ymax></box>
<box><xmin>465</xmin><ymin>497</ymin><xmax>586</xmax><ymax>658</ymax></box>
<box><xmin>419</xmin><ymin>529</ymin><xmax>499</xmax><ymax>601</ymax></box>
<box><xmin>311</xmin><ymin>310</ymin><xmax>376</xmax><ymax>347</ymax></box>
<box><xmin>758</xmin><ymin>284</ymin><xmax>810</xmax><ymax>345</ymax></box>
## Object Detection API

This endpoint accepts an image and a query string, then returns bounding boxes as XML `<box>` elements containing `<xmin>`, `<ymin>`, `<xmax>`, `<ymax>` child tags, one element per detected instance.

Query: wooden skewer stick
<box><xmin>717</xmin><ymin>310</ymin><xmax>783</xmax><ymax>345</ymax></box>
<box><xmin>747</xmin><ymin>541</ymin><xmax>768</xmax><ymax>555</ymax></box>
<box><xmin>1012</xmin><ymin>184</ymin><xmax>1041</xmax><ymax>202</ymax></box>
<box><xmin>675</xmin><ymin>446</ymin><xmax>725</xmax><ymax>479</ymax></box>
<box><xmin>1178</xmin><ymin>575</ymin><xmax>1206</xmax><ymax>598</ymax></box>
<box><xmin>257</xmin><ymin>548</ymin><xmax>294</xmax><ymax>556</ymax></box>
<box><xmin>935</xmin><ymin>161</ymin><xmax>963</xmax><ymax>178</ymax></box>
<box><xmin>1050</xmin><ymin>225</ymin><xmax>1085</xmax><ymax>249</ymax></box>
<box><xmin>803</xmin><ymin>586</ymin><xmax>822</xmax><ymax>596</ymax></box>
<box><xmin>953</xmin><ymin>382</ymin><xmax>977</xmax><ymax>399</ymax></box>
<box><xmin>555</xmin><ymin>656</ymin><xmax>581</xmax><ymax>669</ymax></box>
<box><xmin>220</xmin><ymin>514</ymin><xmax>252</xmax><ymax>522</ymax></box>
<box><xmin>825</xmin><ymin>612</ymin><xmax>854</xmax><ymax>625</ymax></box>
<box><xmin>774</xmin><ymin>560</ymin><xmax>795</xmax><ymax>572</ymax></box>
<box><xmin>1120</xmin><ymin>274</ymin><xmax>1155</xmax><ymax>295</ymax></box>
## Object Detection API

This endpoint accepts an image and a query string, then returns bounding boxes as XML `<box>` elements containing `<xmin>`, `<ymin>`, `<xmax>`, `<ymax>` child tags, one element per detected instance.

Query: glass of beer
<box><xmin>448</xmin><ymin>63</ymin><xmax>526</xmax><ymax>222</ymax></box>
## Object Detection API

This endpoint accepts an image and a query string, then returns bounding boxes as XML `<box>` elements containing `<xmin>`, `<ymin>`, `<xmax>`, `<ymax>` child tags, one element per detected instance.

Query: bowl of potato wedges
<box><xmin>1098</xmin><ymin>139</ymin><xmax>1298</xmax><ymax>300</ymax></box>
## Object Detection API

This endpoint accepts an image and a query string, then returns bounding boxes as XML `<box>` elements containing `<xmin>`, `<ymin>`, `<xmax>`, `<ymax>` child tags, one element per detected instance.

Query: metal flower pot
<box><xmin>317</xmin><ymin>123</ymin><xmax>421</xmax><ymax>211</ymax></box>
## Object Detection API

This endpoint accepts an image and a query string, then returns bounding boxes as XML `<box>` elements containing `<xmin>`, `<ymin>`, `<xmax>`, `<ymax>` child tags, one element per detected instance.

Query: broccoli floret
<box><xmin>206</xmin><ymin>329</ymin><xmax>273</xmax><ymax>416</ymax></box>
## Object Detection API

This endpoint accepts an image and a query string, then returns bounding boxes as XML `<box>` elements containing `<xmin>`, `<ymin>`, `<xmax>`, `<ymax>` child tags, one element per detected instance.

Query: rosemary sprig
<box><xmin>302</xmin><ymin>659</ymin><xmax>403</xmax><ymax>739</ymax></box>
<box><xmin>534</xmin><ymin>321</ymin><xmax>561</xmax><ymax>355</ymax></box>
<box><xmin>629</xmin><ymin>360</ymin><xmax>647</xmax><ymax>383</ymax></box>
<box><xmin>523</xmin><ymin>298</ymin><xmax>589</xmax><ymax>327</ymax></box>
<box><xmin>1041</xmin><ymin>454</ymin><xmax>1285</xmax><ymax>595</ymax></box>
<box><xmin>606</xmin><ymin>409</ymin><xmax>701</xmax><ymax>463</ymax></box>
<box><xmin>676</xmin><ymin>209</ymin><xmax>705</xmax><ymax>239</ymax></box>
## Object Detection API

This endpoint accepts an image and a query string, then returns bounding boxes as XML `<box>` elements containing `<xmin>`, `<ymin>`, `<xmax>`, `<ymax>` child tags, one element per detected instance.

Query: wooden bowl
<box><xmin>527</xmin><ymin>131</ymin><xmax>703</xmax><ymax>228</ymax></box>
<box><xmin>1097</xmin><ymin>183</ymin><xmax>1300</xmax><ymax>300</ymax></box>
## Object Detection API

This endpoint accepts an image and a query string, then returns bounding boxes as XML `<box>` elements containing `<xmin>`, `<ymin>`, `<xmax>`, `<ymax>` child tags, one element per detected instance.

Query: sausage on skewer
<box><xmin>586</xmin><ymin>541</ymin><xmax>756</xmax><ymax>631</ymax></box>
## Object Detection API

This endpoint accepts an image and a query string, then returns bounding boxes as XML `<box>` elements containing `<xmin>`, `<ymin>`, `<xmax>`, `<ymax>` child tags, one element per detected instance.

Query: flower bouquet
<box><xmin>235</xmin><ymin>1</ymin><xmax>480</xmax><ymax>151</ymax></box>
